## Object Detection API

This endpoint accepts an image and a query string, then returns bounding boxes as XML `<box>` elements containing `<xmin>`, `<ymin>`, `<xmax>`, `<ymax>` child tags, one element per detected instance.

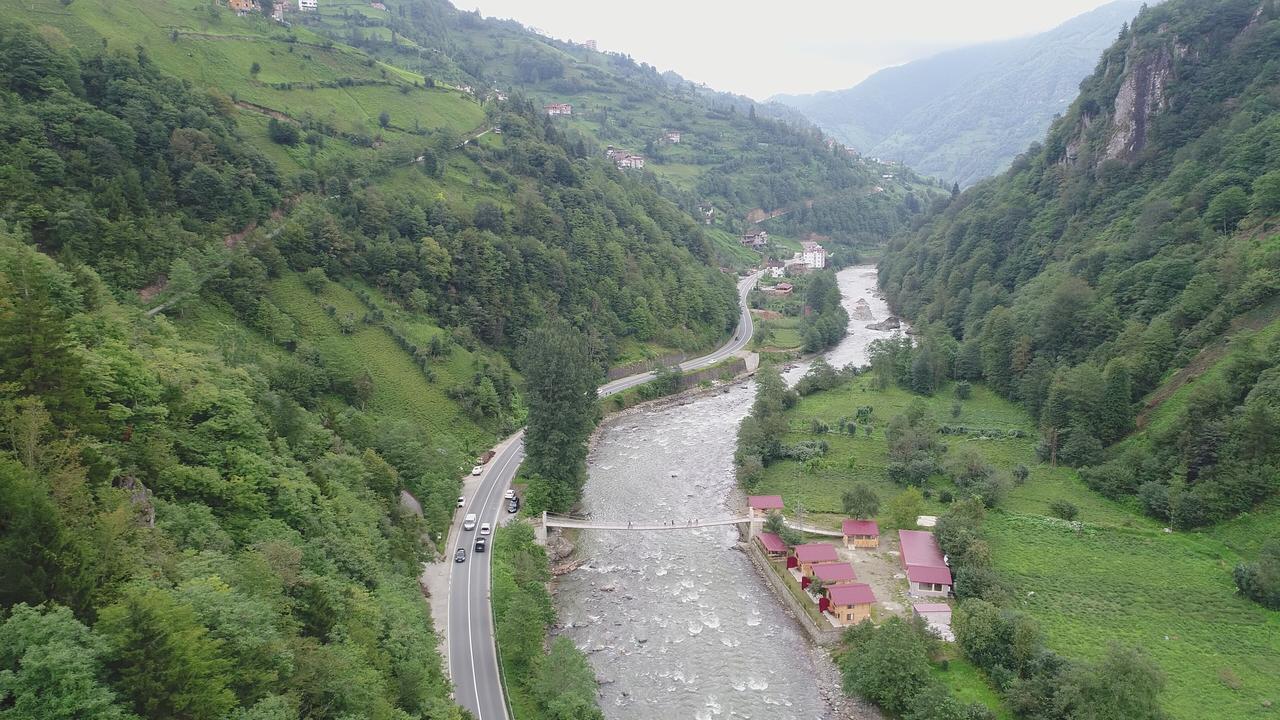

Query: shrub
<box><xmin>1048</xmin><ymin>500</ymin><xmax>1079</xmax><ymax>521</ymax></box>
<box><xmin>954</xmin><ymin>381</ymin><xmax>972</xmax><ymax>399</ymax></box>
<box><xmin>1233</xmin><ymin>539</ymin><xmax>1280</xmax><ymax>609</ymax></box>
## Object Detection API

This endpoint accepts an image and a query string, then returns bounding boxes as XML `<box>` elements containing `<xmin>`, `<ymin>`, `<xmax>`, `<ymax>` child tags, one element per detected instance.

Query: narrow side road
<box><xmin>446</xmin><ymin>271</ymin><xmax>759</xmax><ymax>720</ymax></box>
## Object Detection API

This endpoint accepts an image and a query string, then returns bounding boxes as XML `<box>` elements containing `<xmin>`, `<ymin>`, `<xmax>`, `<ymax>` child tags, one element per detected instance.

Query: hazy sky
<box><xmin>466</xmin><ymin>0</ymin><xmax>1120</xmax><ymax>99</ymax></box>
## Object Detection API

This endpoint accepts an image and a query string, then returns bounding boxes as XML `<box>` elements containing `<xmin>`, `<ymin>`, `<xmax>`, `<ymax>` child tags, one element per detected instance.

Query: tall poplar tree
<box><xmin>520</xmin><ymin>322</ymin><xmax>600</xmax><ymax>512</ymax></box>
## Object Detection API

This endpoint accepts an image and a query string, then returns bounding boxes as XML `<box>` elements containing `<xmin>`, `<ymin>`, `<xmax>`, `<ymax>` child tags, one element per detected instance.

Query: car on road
<box><xmin>479</xmin><ymin>522</ymin><xmax>491</xmax><ymax>535</ymax></box>
<box><xmin>474</xmin><ymin>537</ymin><xmax>486</xmax><ymax>552</ymax></box>
<box><xmin>504</xmin><ymin>489</ymin><xmax>515</xmax><ymax>500</ymax></box>
<box><xmin>507</xmin><ymin>498</ymin><xmax>519</xmax><ymax>514</ymax></box>
<box><xmin>463</xmin><ymin>513</ymin><xmax>477</xmax><ymax>531</ymax></box>
<box><xmin>454</xmin><ymin>548</ymin><xmax>466</xmax><ymax>563</ymax></box>
<box><xmin>456</xmin><ymin>495</ymin><xmax>465</xmax><ymax>508</ymax></box>
<box><xmin>471</xmin><ymin>465</ymin><xmax>483</xmax><ymax>476</ymax></box>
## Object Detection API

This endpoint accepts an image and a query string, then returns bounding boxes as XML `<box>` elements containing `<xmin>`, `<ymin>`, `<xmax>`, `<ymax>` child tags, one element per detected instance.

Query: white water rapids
<box><xmin>554</xmin><ymin>266</ymin><xmax>898</xmax><ymax>719</ymax></box>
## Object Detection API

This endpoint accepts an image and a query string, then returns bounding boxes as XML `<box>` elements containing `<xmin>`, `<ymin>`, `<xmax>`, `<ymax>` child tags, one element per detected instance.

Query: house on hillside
<box><xmin>229</xmin><ymin>0</ymin><xmax>256</xmax><ymax>13</ymax></box>
<box><xmin>766</xmin><ymin>260</ymin><xmax>785</xmax><ymax>278</ymax></box>
<box><xmin>800</xmin><ymin>240</ymin><xmax>826</xmax><ymax>269</ymax></box>
<box><xmin>756</xmin><ymin>532</ymin><xmax>788</xmax><ymax>558</ymax></box>
<box><xmin>370</xmin><ymin>1</ymin><xmax>387</xmax><ymax>9</ymax></box>
<box><xmin>740</xmin><ymin>231</ymin><xmax>768</xmax><ymax>248</ymax></box>
<box><xmin>825</xmin><ymin>583</ymin><xmax>876</xmax><ymax>626</ymax></box>
<box><xmin>786</xmin><ymin>262</ymin><xmax>812</xmax><ymax>276</ymax></box>
<box><xmin>605</xmin><ymin>146</ymin><xmax>645</xmax><ymax>169</ymax></box>
<box><xmin>769</xmin><ymin>282</ymin><xmax>793</xmax><ymax>296</ymax></box>
<box><xmin>297</xmin><ymin>0</ymin><xmax>317</xmax><ymax>9</ymax></box>
<box><xmin>583</xmin><ymin>39</ymin><xmax>598</xmax><ymax>50</ymax></box>
<box><xmin>271</xmin><ymin>1</ymin><xmax>285</xmax><ymax>20</ymax></box>
<box><xmin>545</xmin><ymin>102</ymin><xmax>573</xmax><ymax>116</ymax></box>
<box><xmin>792</xmin><ymin>543</ymin><xmax>839</xmax><ymax>578</ymax></box>
<box><xmin>842</xmin><ymin>519</ymin><xmax>880</xmax><ymax>548</ymax></box>
<box><xmin>663</xmin><ymin>130</ymin><xmax>682</xmax><ymax>143</ymax></box>
<box><xmin>899</xmin><ymin>529</ymin><xmax>953</xmax><ymax>597</ymax></box>
<box><xmin>747</xmin><ymin>495</ymin><xmax>784</xmax><ymax>519</ymax></box>
<box><xmin>697</xmin><ymin>203</ymin><xmax>715</xmax><ymax>224</ymax></box>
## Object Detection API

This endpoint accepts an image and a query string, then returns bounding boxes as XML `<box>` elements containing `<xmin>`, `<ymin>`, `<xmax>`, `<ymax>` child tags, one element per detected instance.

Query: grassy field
<box><xmin>751</xmin><ymin>371</ymin><xmax>1280</xmax><ymax>719</ymax></box>
<box><xmin>932</xmin><ymin>650</ymin><xmax>1014</xmax><ymax>720</ymax></box>
<box><xmin>705</xmin><ymin>227</ymin><xmax>765</xmax><ymax>269</ymax></box>
<box><xmin>5</xmin><ymin>0</ymin><xmax>484</xmax><ymax>139</ymax></box>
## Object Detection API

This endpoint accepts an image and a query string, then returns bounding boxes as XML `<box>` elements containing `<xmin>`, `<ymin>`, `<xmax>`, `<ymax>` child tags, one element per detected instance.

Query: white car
<box><xmin>463</xmin><ymin>513</ymin><xmax>477</xmax><ymax>531</ymax></box>
<box><xmin>504</xmin><ymin>489</ymin><xmax>515</xmax><ymax>500</ymax></box>
<box><xmin>471</xmin><ymin>465</ymin><xmax>483</xmax><ymax>476</ymax></box>
<box><xmin>456</xmin><ymin>496</ymin><xmax>465</xmax><ymax>508</ymax></box>
<box><xmin>479</xmin><ymin>523</ymin><xmax>492</xmax><ymax>536</ymax></box>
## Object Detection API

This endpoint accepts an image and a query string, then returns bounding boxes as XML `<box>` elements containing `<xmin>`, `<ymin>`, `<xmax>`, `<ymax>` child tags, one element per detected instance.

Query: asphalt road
<box><xmin>447</xmin><ymin>271</ymin><xmax>759</xmax><ymax>720</ymax></box>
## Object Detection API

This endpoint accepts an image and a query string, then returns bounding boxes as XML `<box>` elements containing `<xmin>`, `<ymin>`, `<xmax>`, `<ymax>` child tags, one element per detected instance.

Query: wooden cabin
<box><xmin>756</xmin><ymin>532</ymin><xmax>788</xmax><ymax>558</ymax></box>
<box><xmin>822</xmin><ymin>583</ymin><xmax>876</xmax><ymax>626</ymax></box>
<box><xmin>842</xmin><ymin>519</ymin><xmax>880</xmax><ymax>548</ymax></box>
<box><xmin>811</xmin><ymin>562</ymin><xmax>857</xmax><ymax>587</ymax></box>
<box><xmin>792</xmin><ymin>543</ymin><xmax>839</xmax><ymax>579</ymax></box>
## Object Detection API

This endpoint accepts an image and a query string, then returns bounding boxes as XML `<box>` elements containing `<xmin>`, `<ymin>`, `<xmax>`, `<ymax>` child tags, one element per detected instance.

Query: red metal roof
<box><xmin>757</xmin><ymin>532</ymin><xmax>787</xmax><ymax>553</ymax></box>
<box><xmin>812</xmin><ymin>562</ymin><xmax>857</xmax><ymax>583</ymax></box>
<box><xmin>827</xmin><ymin>583</ymin><xmax>876</xmax><ymax>606</ymax></box>
<box><xmin>748</xmin><ymin>495</ymin><xmax>785</xmax><ymax>510</ymax></box>
<box><xmin>898</xmin><ymin>530</ymin><xmax>947</xmax><ymax>568</ymax></box>
<box><xmin>906</xmin><ymin>564</ymin><xmax>953</xmax><ymax>586</ymax></box>
<box><xmin>842</xmin><ymin>519</ymin><xmax>880</xmax><ymax>536</ymax></box>
<box><xmin>793</xmin><ymin>543</ymin><xmax>838</xmax><ymax>563</ymax></box>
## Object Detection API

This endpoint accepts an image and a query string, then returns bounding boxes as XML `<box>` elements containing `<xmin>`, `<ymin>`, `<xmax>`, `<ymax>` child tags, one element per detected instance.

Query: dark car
<box><xmin>454</xmin><ymin>548</ymin><xmax>467</xmax><ymax>563</ymax></box>
<box><xmin>474</xmin><ymin>537</ymin><xmax>487</xmax><ymax>553</ymax></box>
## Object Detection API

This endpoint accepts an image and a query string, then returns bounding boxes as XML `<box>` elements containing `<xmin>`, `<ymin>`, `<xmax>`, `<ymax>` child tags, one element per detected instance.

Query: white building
<box><xmin>544</xmin><ymin>103</ymin><xmax>572</xmax><ymax>116</ymax></box>
<box><xmin>800</xmin><ymin>241</ymin><xmax>826</xmax><ymax>269</ymax></box>
<box><xmin>617</xmin><ymin>153</ymin><xmax>645</xmax><ymax>169</ymax></box>
<box><xmin>663</xmin><ymin>130</ymin><xmax>681</xmax><ymax>143</ymax></box>
<box><xmin>297</xmin><ymin>0</ymin><xmax>316</xmax><ymax>10</ymax></box>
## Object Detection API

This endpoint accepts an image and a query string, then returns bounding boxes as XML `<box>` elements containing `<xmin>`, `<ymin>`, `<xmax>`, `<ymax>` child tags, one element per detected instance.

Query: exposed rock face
<box><xmin>545</xmin><ymin>531</ymin><xmax>575</xmax><ymax>563</ymax></box>
<box><xmin>1103</xmin><ymin>36</ymin><xmax>1175</xmax><ymax>161</ymax></box>
<box><xmin>866</xmin><ymin>316</ymin><xmax>901</xmax><ymax>331</ymax></box>
<box><xmin>116</xmin><ymin>475</ymin><xmax>155</xmax><ymax>528</ymax></box>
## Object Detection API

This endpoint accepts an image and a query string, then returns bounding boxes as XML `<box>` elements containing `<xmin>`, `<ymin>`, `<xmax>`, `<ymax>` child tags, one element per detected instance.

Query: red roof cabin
<box><xmin>811</xmin><ymin>562</ymin><xmax>857</xmax><ymax>585</ymax></box>
<box><xmin>824</xmin><ymin>583</ymin><xmax>876</xmax><ymax>626</ymax></box>
<box><xmin>898</xmin><ymin>529</ymin><xmax>953</xmax><ymax>597</ymax></box>
<box><xmin>842</xmin><ymin>519</ymin><xmax>880</xmax><ymax>549</ymax></box>
<box><xmin>756</xmin><ymin>532</ymin><xmax>788</xmax><ymax>558</ymax></box>
<box><xmin>792</xmin><ymin>543</ymin><xmax>839</xmax><ymax>578</ymax></box>
<box><xmin>748</xmin><ymin>495</ymin><xmax>784</xmax><ymax>519</ymax></box>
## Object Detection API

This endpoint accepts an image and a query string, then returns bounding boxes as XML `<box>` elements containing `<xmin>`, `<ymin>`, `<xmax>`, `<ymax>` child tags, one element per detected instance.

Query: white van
<box><xmin>463</xmin><ymin>513</ymin><xmax>477</xmax><ymax>531</ymax></box>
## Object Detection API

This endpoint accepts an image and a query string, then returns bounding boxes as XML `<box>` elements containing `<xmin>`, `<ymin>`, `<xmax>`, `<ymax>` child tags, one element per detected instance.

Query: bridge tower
<box><xmin>746</xmin><ymin>507</ymin><xmax>762</xmax><ymax>540</ymax></box>
<box><xmin>533</xmin><ymin>511</ymin><xmax>548</xmax><ymax>545</ymax></box>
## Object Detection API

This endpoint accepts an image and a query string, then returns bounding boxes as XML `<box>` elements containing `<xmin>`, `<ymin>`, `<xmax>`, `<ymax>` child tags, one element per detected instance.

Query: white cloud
<box><xmin>466</xmin><ymin>0</ymin><xmax>1123</xmax><ymax>98</ymax></box>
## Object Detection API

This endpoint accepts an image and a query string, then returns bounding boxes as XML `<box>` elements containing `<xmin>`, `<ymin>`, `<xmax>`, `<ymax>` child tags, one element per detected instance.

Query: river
<box><xmin>554</xmin><ymin>265</ymin><xmax>896</xmax><ymax>720</ymax></box>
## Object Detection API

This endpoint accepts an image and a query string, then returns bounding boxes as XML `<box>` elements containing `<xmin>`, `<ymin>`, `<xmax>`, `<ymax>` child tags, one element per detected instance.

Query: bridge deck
<box><xmin>543</xmin><ymin>517</ymin><xmax>751</xmax><ymax>531</ymax></box>
<box><xmin>541</xmin><ymin>516</ymin><xmax>844</xmax><ymax>536</ymax></box>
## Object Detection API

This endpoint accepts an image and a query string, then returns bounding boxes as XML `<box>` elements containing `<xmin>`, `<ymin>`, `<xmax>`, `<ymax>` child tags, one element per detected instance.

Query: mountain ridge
<box><xmin>773</xmin><ymin>0</ymin><xmax>1144</xmax><ymax>185</ymax></box>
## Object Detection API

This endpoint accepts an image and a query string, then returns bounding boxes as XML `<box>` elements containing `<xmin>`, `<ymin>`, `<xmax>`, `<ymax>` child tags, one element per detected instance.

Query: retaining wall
<box><xmin>743</xmin><ymin>541</ymin><xmax>842</xmax><ymax>646</ymax></box>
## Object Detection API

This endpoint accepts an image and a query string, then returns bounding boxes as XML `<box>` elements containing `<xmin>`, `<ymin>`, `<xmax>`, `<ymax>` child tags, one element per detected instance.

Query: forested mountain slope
<box><xmin>774</xmin><ymin>1</ymin><xmax>1142</xmax><ymax>186</ymax></box>
<box><xmin>296</xmin><ymin>0</ymin><xmax>939</xmax><ymax>249</ymax></box>
<box><xmin>0</xmin><ymin>1</ymin><xmax>930</xmax><ymax>717</ymax></box>
<box><xmin>878</xmin><ymin>0</ymin><xmax>1280</xmax><ymax>529</ymax></box>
